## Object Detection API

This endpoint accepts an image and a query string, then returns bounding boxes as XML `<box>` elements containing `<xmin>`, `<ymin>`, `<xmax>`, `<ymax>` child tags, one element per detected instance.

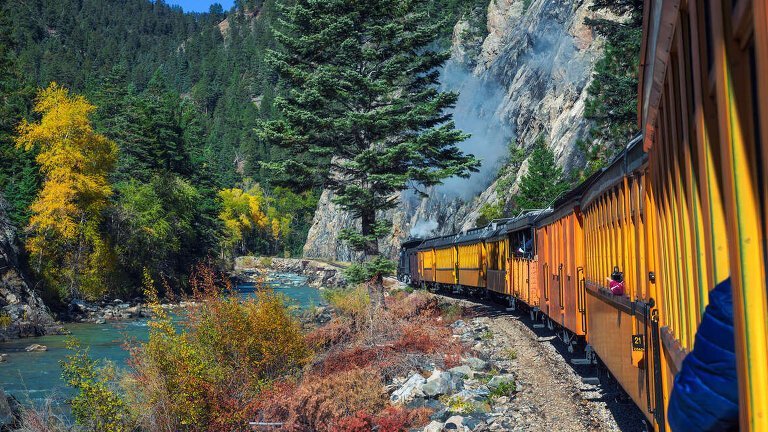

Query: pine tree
<box><xmin>582</xmin><ymin>0</ymin><xmax>643</xmax><ymax>174</ymax></box>
<box><xmin>516</xmin><ymin>136</ymin><xmax>569</xmax><ymax>210</ymax></box>
<box><xmin>0</xmin><ymin>5</ymin><xmax>37</xmax><ymax>226</ymax></box>
<box><xmin>260</xmin><ymin>0</ymin><xmax>479</xmax><ymax>304</ymax></box>
<box><xmin>136</xmin><ymin>70</ymin><xmax>189</xmax><ymax>176</ymax></box>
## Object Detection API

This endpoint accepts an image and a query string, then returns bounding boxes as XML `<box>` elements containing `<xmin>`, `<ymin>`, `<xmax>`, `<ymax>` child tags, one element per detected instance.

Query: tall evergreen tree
<box><xmin>136</xmin><ymin>70</ymin><xmax>189</xmax><ymax>176</ymax></box>
<box><xmin>581</xmin><ymin>0</ymin><xmax>643</xmax><ymax>174</ymax></box>
<box><xmin>261</xmin><ymin>0</ymin><xmax>479</xmax><ymax>304</ymax></box>
<box><xmin>516</xmin><ymin>136</ymin><xmax>569</xmax><ymax>210</ymax></box>
<box><xmin>0</xmin><ymin>4</ymin><xmax>37</xmax><ymax>226</ymax></box>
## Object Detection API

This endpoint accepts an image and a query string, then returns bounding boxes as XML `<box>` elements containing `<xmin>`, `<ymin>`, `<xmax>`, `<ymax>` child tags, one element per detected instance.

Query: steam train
<box><xmin>399</xmin><ymin>1</ymin><xmax>768</xmax><ymax>430</ymax></box>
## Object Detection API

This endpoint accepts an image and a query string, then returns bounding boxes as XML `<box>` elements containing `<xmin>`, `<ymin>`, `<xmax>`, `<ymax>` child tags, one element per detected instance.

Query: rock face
<box><xmin>304</xmin><ymin>0</ymin><xmax>625</xmax><ymax>260</ymax></box>
<box><xmin>0</xmin><ymin>195</ymin><xmax>61</xmax><ymax>341</ymax></box>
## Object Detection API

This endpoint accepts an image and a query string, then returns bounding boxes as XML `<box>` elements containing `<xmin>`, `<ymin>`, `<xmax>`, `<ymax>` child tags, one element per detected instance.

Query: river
<box><xmin>0</xmin><ymin>273</ymin><xmax>324</xmax><ymax>407</ymax></box>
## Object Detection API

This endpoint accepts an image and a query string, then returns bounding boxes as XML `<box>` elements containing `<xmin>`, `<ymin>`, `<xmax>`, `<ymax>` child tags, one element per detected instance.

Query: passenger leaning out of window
<box><xmin>607</xmin><ymin>266</ymin><xmax>624</xmax><ymax>296</ymax></box>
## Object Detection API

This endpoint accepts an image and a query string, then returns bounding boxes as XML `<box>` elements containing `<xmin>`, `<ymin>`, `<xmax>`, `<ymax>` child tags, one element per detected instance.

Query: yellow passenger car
<box><xmin>640</xmin><ymin>1</ymin><xmax>768</xmax><ymax>429</ymax></box>
<box><xmin>537</xmin><ymin>198</ymin><xmax>587</xmax><ymax>336</ymax></box>
<box><xmin>434</xmin><ymin>240</ymin><xmax>458</xmax><ymax>285</ymax></box>
<box><xmin>455</xmin><ymin>228</ymin><xmax>489</xmax><ymax>288</ymax></box>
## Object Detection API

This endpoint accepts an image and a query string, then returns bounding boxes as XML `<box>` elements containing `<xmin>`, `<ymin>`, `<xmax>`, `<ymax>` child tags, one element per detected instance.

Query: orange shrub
<box><xmin>305</xmin><ymin>316</ymin><xmax>355</xmax><ymax>350</ymax></box>
<box><xmin>333</xmin><ymin>406</ymin><xmax>433</xmax><ymax>432</ymax></box>
<box><xmin>332</xmin><ymin>411</ymin><xmax>374</xmax><ymax>432</ymax></box>
<box><xmin>287</xmin><ymin>368</ymin><xmax>387</xmax><ymax>432</ymax></box>
<box><xmin>374</xmin><ymin>406</ymin><xmax>432</xmax><ymax>432</ymax></box>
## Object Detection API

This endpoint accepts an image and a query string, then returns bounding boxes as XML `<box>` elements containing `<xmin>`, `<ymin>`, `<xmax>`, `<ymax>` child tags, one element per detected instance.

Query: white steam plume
<box><xmin>409</xmin><ymin>220</ymin><xmax>439</xmax><ymax>238</ymax></box>
<box><xmin>436</xmin><ymin>61</ymin><xmax>514</xmax><ymax>199</ymax></box>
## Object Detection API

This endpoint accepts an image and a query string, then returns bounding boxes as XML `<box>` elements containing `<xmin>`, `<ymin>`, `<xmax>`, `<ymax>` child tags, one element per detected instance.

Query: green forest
<box><xmin>0</xmin><ymin>0</ymin><xmax>492</xmax><ymax>304</ymax></box>
<box><xmin>0</xmin><ymin>0</ymin><xmax>640</xmax><ymax>303</ymax></box>
<box><xmin>0</xmin><ymin>0</ymin><xmax>649</xmax><ymax>430</ymax></box>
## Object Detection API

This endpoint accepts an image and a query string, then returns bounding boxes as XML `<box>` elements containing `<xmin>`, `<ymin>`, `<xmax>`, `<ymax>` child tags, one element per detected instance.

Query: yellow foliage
<box><xmin>15</xmin><ymin>83</ymin><xmax>117</xmax><ymax>298</ymax></box>
<box><xmin>126</xmin><ymin>266</ymin><xmax>310</xmax><ymax>430</ymax></box>
<box><xmin>218</xmin><ymin>184</ymin><xmax>292</xmax><ymax>256</ymax></box>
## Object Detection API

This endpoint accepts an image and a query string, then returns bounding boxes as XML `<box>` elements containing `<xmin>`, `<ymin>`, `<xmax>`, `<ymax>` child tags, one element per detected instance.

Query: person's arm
<box><xmin>667</xmin><ymin>278</ymin><xmax>739</xmax><ymax>431</ymax></box>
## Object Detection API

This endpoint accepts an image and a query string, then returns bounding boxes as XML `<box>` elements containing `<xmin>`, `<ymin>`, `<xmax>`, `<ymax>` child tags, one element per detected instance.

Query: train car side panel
<box><xmin>458</xmin><ymin>242</ymin><xmax>486</xmax><ymax>288</ymax></box>
<box><xmin>435</xmin><ymin>246</ymin><xmax>457</xmax><ymax>285</ymax></box>
<box><xmin>487</xmin><ymin>239</ymin><xmax>508</xmax><ymax>294</ymax></box>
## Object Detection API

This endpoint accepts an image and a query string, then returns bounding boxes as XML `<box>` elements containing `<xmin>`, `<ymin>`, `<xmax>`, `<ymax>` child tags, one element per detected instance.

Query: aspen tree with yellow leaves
<box><xmin>15</xmin><ymin>83</ymin><xmax>118</xmax><ymax>299</ymax></box>
<box><xmin>217</xmin><ymin>185</ymin><xmax>292</xmax><ymax>258</ymax></box>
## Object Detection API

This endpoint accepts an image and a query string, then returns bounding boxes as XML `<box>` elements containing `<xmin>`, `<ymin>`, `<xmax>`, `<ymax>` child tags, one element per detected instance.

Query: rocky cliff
<box><xmin>0</xmin><ymin>196</ymin><xmax>61</xmax><ymax>341</ymax></box>
<box><xmin>303</xmin><ymin>0</ymin><xmax>622</xmax><ymax>261</ymax></box>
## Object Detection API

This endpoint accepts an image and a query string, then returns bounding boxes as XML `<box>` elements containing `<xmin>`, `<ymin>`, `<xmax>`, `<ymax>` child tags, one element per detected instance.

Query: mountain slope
<box><xmin>303</xmin><ymin>0</ymin><xmax>626</xmax><ymax>261</ymax></box>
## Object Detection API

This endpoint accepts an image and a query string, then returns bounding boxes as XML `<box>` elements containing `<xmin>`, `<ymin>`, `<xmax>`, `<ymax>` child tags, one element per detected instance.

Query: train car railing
<box><xmin>558</xmin><ymin>263</ymin><xmax>564</xmax><ymax>310</ymax></box>
<box><xmin>577</xmin><ymin>267</ymin><xmax>586</xmax><ymax>331</ymax></box>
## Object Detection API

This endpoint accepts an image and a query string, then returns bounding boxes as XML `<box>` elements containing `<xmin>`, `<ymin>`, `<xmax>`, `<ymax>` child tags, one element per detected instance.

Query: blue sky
<box><xmin>167</xmin><ymin>0</ymin><xmax>235</xmax><ymax>13</ymax></box>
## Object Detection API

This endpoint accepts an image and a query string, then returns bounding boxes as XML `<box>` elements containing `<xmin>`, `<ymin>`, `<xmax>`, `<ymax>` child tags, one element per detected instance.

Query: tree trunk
<box><xmin>361</xmin><ymin>209</ymin><xmax>386</xmax><ymax>308</ymax></box>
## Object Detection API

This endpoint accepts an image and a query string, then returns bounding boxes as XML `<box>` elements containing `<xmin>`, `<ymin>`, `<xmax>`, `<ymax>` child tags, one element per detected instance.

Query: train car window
<box><xmin>510</xmin><ymin>229</ymin><xmax>534</xmax><ymax>259</ymax></box>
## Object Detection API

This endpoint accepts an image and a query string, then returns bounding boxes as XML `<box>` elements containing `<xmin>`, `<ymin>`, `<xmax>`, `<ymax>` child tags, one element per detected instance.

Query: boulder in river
<box><xmin>24</xmin><ymin>343</ymin><xmax>47</xmax><ymax>352</ymax></box>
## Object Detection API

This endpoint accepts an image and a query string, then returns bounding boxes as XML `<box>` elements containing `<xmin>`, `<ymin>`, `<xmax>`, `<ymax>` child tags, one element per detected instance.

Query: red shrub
<box><xmin>332</xmin><ymin>411</ymin><xmax>374</xmax><ymax>432</ymax></box>
<box><xmin>320</xmin><ymin>345</ymin><xmax>384</xmax><ymax>375</ymax></box>
<box><xmin>374</xmin><ymin>406</ymin><xmax>433</xmax><ymax>432</ymax></box>
<box><xmin>287</xmin><ymin>368</ymin><xmax>387</xmax><ymax>432</ymax></box>
<box><xmin>306</xmin><ymin>316</ymin><xmax>355</xmax><ymax>349</ymax></box>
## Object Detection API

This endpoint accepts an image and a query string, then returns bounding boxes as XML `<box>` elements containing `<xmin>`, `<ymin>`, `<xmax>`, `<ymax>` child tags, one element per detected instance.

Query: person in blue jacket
<box><xmin>667</xmin><ymin>277</ymin><xmax>739</xmax><ymax>431</ymax></box>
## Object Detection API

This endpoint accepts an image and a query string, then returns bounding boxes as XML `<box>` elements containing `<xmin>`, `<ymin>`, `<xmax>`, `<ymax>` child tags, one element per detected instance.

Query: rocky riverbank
<box><xmin>233</xmin><ymin>256</ymin><xmax>347</xmax><ymax>288</ymax></box>
<box><xmin>0</xmin><ymin>196</ymin><xmax>64</xmax><ymax>342</ymax></box>
<box><xmin>66</xmin><ymin>298</ymin><xmax>198</xmax><ymax>324</ymax></box>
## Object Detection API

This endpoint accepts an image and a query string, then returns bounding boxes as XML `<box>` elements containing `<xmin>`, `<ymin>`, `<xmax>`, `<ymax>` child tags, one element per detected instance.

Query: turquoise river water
<box><xmin>0</xmin><ymin>273</ymin><xmax>324</xmax><ymax>407</ymax></box>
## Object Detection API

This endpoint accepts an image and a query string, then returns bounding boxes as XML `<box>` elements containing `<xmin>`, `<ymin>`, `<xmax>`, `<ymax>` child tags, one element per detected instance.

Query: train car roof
<box><xmin>454</xmin><ymin>225</ymin><xmax>496</xmax><ymax>246</ymax></box>
<box><xmin>416</xmin><ymin>234</ymin><xmax>453</xmax><ymax>250</ymax></box>
<box><xmin>479</xmin><ymin>210</ymin><xmax>550</xmax><ymax>241</ymax></box>
<box><xmin>506</xmin><ymin>209</ymin><xmax>552</xmax><ymax>232</ymax></box>
<box><xmin>400</xmin><ymin>238</ymin><xmax>424</xmax><ymax>250</ymax></box>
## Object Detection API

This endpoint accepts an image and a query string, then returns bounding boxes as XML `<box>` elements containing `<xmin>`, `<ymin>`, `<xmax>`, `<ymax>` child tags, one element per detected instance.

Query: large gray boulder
<box><xmin>390</xmin><ymin>373</ymin><xmax>426</xmax><ymax>405</ymax></box>
<box><xmin>0</xmin><ymin>195</ymin><xmax>62</xmax><ymax>341</ymax></box>
<box><xmin>422</xmin><ymin>369</ymin><xmax>455</xmax><ymax>397</ymax></box>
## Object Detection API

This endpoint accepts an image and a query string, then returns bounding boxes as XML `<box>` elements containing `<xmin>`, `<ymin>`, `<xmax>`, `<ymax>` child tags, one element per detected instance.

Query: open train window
<box><xmin>510</xmin><ymin>228</ymin><xmax>534</xmax><ymax>259</ymax></box>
